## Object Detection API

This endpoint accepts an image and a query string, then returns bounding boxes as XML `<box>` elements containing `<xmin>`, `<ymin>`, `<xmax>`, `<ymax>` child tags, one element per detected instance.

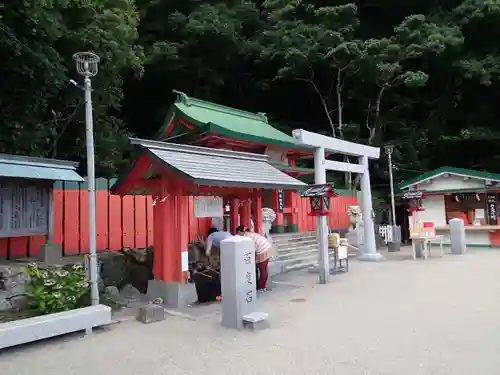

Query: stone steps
<box><xmin>271</xmin><ymin>232</ymin><xmax>319</xmax><ymax>272</ymax></box>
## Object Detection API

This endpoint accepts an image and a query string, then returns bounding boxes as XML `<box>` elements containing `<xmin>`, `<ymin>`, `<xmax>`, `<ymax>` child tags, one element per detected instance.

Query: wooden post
<box><xmin>230</xmin><ymin>197</ymin><xmax>240</xmax><ymax>234</ymax></box>
<box><xmin>253</xmin><ymin>190</ymin><xmax>263</xmax><ymax>235</ymax></box>
<box><xmin>286</xmin><ymin>157</ymin><xmax>299</xmax><ymax>232</ymax></box>
<box><xmin>240</xmin><ymin>199</ymin><xmax>252</xmax><ymax>229</ymax></box>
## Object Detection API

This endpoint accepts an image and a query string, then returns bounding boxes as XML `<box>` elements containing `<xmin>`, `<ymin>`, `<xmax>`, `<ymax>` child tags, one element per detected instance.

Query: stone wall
<box><xmin>0</xmin><ymin>247</ymin><xmax>154</xmax><ymax>313</ymax></box>
<box><xmin>0</xmin><ymin>264</ymin><xmax>29</xmax><ymax>312</ymax></box>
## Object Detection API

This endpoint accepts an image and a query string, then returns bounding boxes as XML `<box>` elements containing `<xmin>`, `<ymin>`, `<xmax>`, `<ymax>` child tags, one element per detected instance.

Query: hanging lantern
<box><xmin>301</xmin><ymin>184</ymin><xmax>337</xmax><ymax>216</ymax></box>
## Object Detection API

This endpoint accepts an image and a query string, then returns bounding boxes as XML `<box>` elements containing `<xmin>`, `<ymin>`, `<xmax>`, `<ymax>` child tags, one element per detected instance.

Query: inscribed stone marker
<box><xmin>220</xmin><ymin>236</ymin><xmax>258</xmax><ymax>329</ymax></box>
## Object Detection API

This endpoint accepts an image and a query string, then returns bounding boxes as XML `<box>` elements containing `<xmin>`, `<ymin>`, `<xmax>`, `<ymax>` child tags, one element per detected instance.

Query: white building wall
<box><xmin>417</xmin><ymin>175</ymin><xmax>485</xmax><ymax>192</ymax></box>
<box><xmin>409</xmin><ymin>195</ymin><xmax>446</xmax><ymax>227</ymax></box>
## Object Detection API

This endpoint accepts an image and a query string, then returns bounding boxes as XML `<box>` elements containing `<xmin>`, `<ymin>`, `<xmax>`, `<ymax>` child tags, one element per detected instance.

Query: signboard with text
<box><xmin>277</xmin><ymin>189</ymin><xmax>284</xmax><ymax>213</ymax></box>
<box><xmin>487</xmin><ymin>193</ymin><xmax>498</xmax><ymax>225</ymax></box>
<box><xmin>194</xmin><ymin>197</ymin><xmax>223</xmax><ymax>218</ymax></box>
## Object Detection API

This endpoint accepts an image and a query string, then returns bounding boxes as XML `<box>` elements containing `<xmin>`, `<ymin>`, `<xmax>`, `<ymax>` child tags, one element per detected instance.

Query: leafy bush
<box><xmin>25</xmin><ymin>263</ymin><xmax>89</xmax><ymax>314</ymax></box>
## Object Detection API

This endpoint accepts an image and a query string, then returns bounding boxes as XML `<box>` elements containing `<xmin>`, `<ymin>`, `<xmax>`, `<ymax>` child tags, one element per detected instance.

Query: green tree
<box><xmin>0</xmin><ymin>0</ymin><xmax>144</xmax><ymax>176</ymax></box>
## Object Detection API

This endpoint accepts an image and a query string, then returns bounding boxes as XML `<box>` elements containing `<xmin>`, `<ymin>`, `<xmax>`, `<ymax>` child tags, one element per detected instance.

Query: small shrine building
<box><xmin>155</xmin><ymin>91</ymin><xmax>315</xmax><ymax>233</ymax></box>
<box><xmin>112</xmin><ymin>92</ymin><xmax>325</xmax><ymax>305</ymax></box>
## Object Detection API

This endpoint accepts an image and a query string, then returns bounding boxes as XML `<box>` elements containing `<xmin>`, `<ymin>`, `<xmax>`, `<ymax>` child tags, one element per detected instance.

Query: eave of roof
<box><xmin>0</xmin><ymin>153</ymin><xmax>83</xmax><ymax>182</ymax></box>
<box><xmin>113</xmin><ymin>138</ymin><xmax>307</xmax><ymax>194</ymax></box>
<box><xmin>397</xmin><ymin>166</ymin><xmax>500</xmax><ymax>190</ymax></box>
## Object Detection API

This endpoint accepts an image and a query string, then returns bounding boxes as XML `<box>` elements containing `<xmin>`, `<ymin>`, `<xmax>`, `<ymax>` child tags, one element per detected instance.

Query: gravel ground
<box><xmin>2</xmin><ymin>248</ymin><xmax>500</xmax><ymax>375</ymax></box>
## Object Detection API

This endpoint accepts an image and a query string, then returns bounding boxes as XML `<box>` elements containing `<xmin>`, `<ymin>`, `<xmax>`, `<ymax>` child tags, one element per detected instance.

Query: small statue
<box><xmin>347</xmin><ymin>205</ymin><xmax>363</xmax><ymax>231</ymax></box>
<box><xmin>261</xmin><ymin>207</ymin><xmax>276</xmax><ymax>241</ymax></box>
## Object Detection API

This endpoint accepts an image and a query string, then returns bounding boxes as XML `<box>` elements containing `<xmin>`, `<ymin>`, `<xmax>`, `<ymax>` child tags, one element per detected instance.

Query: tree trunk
<box><xmin>367</xmin><ymin>86</ymin><xmax>385</xmax><ymax>145</ymax></box>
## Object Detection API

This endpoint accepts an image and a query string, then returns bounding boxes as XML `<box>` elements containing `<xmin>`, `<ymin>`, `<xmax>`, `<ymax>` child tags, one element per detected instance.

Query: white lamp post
<box><xmin>384</xmin><ymin>144</ymin><xmax>397</xmax><ymax>227</ymax></box>
<box><xmin>73</xmin><ymin>52</ymin><xmax>100</xmax><ymax>306</ymax></box>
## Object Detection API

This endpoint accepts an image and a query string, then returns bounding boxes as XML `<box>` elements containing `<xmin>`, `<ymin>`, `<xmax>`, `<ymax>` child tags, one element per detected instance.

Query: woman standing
<box><xmin>235</xmin><ymin>225</ymin><xmax>270</xmax><ymax>292</ymax></box>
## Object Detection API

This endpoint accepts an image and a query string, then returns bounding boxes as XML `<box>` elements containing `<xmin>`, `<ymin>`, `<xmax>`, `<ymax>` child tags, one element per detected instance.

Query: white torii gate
<box><xmin>292</xmin><ymin>129</ymin><xmax>383</xmax><ymax>284</ymax></box>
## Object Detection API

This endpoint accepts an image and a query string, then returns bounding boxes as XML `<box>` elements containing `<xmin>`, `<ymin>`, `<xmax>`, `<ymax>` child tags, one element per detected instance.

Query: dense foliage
<box><xmin>2</xmin><ymin>0</ymin><xmax>500</xmax><ymax>190</ymax></box>
<box><xmin>25</xmin><ymin>263</ymin><xmax>88</xmax><ymax>314</ymax></box>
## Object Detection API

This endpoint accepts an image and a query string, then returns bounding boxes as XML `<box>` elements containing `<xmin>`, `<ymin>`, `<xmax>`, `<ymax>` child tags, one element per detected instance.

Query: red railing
<box><xmin>0</xmin><ymin>179</ymin><xmax>356</xmax><ymax>259</ymax></box>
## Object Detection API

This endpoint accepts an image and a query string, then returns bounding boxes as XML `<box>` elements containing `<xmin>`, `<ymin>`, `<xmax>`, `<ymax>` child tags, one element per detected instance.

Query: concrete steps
<box><xmin>271</xmin><ymin>232</ymin><xmax>319</xmax><ymax>272</ymax></box>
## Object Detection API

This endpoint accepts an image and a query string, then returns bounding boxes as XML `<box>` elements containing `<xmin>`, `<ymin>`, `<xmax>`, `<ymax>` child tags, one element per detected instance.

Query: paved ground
<box><xmin>2</xmin><ymin>248</ymin><xmax>500</xmax><ymax>375</ymax></box>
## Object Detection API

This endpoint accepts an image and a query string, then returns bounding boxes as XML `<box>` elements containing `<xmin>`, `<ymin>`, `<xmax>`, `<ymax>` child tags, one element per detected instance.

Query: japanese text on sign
<box><xmin>245</xmin><ymin>290</ymin><xmax>253</xmax><ymax>304</ymax></box>
<box><xmin>243</xmin><ymin>252</ymin><xmax>252</xmax><ymax>265</ymax></box>
<box><xmin>194</xmin><ymin>197</ymin><xmax>223</xmax><ymax>218</ymax></box>
<box><xmin>487</xmin><ymin>194</ymin><xmax>498</xmax><ymax>225</ymax></box>
<box><xmin>277</xmin><ymin>189</ymin><xmax>284</xmax><ymax>213</ymax></box>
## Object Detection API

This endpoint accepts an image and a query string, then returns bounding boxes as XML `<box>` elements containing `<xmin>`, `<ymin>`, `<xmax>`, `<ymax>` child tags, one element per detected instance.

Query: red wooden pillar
<box><xmin>287</xmin><ymin>158</ymin><xmax>299</xmax><ymax>232</ymax></box>
<box><xmin>152</xmin><ymin>193</ymin><xmax>168</xmax><ymax>281</ymax></box>
<box><xmin>240</xmin><ymin>199</ymin><xmax>252</xmax><ymax>229</ymax></box>
<box><xmin>253</xmin><ymin>190</ymin><xmax>263</xmax><ymax>234</ymax></box>
<box><xmin>230</xmin><ymin>197</ymin><xmax>240</xmax><ymax>234</ymax></box>
<box><xmin>272</xmin><ymin>189</ymin><xmax>285</xmax><ymax>233</ymax></box>
<box><xmin>174</xmin><ymin>189</ymin><xmax>189</xmax><ymax>283</ymax></box>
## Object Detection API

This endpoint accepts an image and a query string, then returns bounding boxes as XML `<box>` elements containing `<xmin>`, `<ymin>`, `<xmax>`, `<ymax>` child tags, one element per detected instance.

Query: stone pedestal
<box><xmin>146</xmin><ymin>279</ymin><xmax>196</xmax><ymax>308</ymax></box>
<box><xmin>37</xmin><ymin>243</ymin><xmax>62</xmax><ymax>265</ymax></box>
<box><xmin>450</xmin><ymin>218</ymin><xmax>466</xmax><ymax>255</ymax></box>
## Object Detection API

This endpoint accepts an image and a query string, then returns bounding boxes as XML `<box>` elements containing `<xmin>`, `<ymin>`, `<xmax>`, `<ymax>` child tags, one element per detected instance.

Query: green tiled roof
<box><xmin>158</xmin><ymin>91</ymin><xmax>309</xmax><ymax>151</ymax></box>
<box><xmin>397</xmin><ymin>166</ymin><xmax>500</xmax><ymax>190</ymax></box>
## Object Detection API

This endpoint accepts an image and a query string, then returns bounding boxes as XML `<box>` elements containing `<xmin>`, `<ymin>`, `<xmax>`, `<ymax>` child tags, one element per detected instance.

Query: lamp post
<box><xmin>384</xmin><ymin>144</ymin><xmax>397</xmax><ymax>227</ymax></box>
<box><xmin>73</xmin><ymin>52</ymin><xmax>100</xmax><ymax>306</ymax></box>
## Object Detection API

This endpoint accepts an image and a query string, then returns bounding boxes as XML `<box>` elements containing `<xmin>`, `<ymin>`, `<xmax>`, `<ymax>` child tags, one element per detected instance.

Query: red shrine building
<box><xmin>155</xmin><ymin>91</ymin><xmax>315</xmax><ymax>233</ymax></box>
<box><xmin>112</xmin><ymin>92</ymin><xmax>348</xmax><ymax>305</ymax></box>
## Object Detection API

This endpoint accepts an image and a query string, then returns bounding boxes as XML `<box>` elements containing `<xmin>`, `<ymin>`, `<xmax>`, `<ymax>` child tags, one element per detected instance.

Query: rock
<box><xmin>151</xmin><ymin>297</ymin><xmax>163</xmax><ymax>305</ymax></box>
<box><xmin>0</xmin><ymin>297</ymin><xmax>12</xmax><ymax>312</ymax></box>
<box><xmin>99</xmin><ymin>252</ymin><xmax>131</xmax><ymax>289</ymax></box>
<box><xmin>9</xmin><ymin>295</ymin><xmax>28</xmax><ymax>311</ymax></box>
<box><xmin>128</xmin><ymin>262</ymin><xmax>152</xmax><ymax>294</ymax></box>
<box><xmin>120</xmin><ymin>284</ymin><xmax>141</xmax><ymax>301</ymax></box>
<box><xmin>136</xmin><ymin>304</ymin><xmax>165</xmax><ymax>324</ymax></box>
<box><xmin>0</xmin><ymin>265</ymin><xmax>29</xmax><ymax>312</ymax></box>
<box><xmin>104</xmin><ymin>285</ymin><xmax>121</xmax><ymax>299</ymax></box>
<box><xmin>103</xmin><ymin>285</ymin><xmax>127</xmax><ymax>308</ymax></box>
<box><xmin>121</xmin><ymin>248</ymin><xmax>147</xmax><ymax>263</ymax></box>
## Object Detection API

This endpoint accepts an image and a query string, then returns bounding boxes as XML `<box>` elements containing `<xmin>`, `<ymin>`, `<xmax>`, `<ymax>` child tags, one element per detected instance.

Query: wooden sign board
<box><xmin>194</xmin><ymin>197</ymin><xmax>223</xmax><ymax>218</ymax></box>
<box><xmin>487</xmin><ymin>193</ymin><xmax>498</xmax><ymax>225</ymax></box>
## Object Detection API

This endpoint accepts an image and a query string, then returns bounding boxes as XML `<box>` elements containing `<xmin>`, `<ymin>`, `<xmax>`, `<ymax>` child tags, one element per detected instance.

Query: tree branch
<box><xmin>297</xmin><ymin>76</ymin><xmax>336</xmax><ymax>137</ymax></box>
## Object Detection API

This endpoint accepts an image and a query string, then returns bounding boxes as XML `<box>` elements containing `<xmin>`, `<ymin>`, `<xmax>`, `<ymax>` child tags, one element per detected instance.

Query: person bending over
<box><xmin>205</xmin><ymin>228</ymin><xmax>232</xmax><ymax>267</ymax></box>
<box><xmin>235</xmin><ymin>225</ymin><xmax>270</xmax><ymax>292</ymax></box>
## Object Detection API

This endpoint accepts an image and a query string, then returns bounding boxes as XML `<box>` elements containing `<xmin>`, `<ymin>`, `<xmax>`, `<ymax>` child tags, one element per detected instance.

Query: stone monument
<box><xmin>220</xmin><ymin>236</ymin><xmax>269</xmax><ymax>330</ymax></box>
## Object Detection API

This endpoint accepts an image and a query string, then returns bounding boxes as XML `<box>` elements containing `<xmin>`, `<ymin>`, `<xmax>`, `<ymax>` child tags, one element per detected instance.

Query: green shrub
<box><xmin>25</xmin><ymin>263</ymin><xmax>89</xmax><ymax>314</ymax></box>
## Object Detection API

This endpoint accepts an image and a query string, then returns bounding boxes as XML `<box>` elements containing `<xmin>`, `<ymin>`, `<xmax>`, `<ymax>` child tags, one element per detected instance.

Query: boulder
<box><xmin>121</xmin><ymin>247</ymin><xmax>154</xmax><ymax>269</ymax></box>
<box><xmin>98</xmin><ymin>252</ymin><xmax>131</xmax><ymax>289</ymax></box>
<box><xmin>0</xmin><ymin>296</ymin><xmax>12</xmax><ymax>312</ymax></box>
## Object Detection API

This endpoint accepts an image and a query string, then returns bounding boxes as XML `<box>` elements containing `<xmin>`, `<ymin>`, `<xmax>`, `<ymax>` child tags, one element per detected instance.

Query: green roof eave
<box><xmin>396</xmin><ymin>186</ymin><xmax>500</xmax><ymax>196</ymax></box>
<box><xmin>397</xmin><ymin>166</ymin><xmax>500</xmax><ymax>190</ymax></box>
<box><xmin>204</xmin><ymin>122</ymin><xmax>311</xmax><ymax>152</ymax></box>
<box><xmin>157</xmin><ymin>91</ymin><xmax>312</xmax><ymax>152</ymax></box>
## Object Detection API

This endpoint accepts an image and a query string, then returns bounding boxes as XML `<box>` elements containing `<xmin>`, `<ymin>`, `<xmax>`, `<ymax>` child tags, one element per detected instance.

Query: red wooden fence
<box><xmin>0</xmin><ymin>179</ymin><xmax>357</xmax><ymax>259</ymax></box>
